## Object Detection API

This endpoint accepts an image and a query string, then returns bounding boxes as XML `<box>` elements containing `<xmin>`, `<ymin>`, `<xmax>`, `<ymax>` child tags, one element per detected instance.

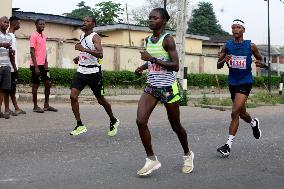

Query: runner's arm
<box><xmin>88</xmin><ymin>34</ymin><xmax>103</xmax><ymax>58</ymax></box>
<box><xmin>140</xmin><ymin>36</ymin><xmax>149</xmax><ymax>70</ymax></box>
<box><xmin>135</xmin><ymin>36</ymin><xmax>149</xmax><ymax>75</ymax></box>
<box><xmin>75</xmin><ymin>35</ymin><xmax>103</xmax><ymax>59</ymax></box>
<box><xmin>140</xmin><ymin>35</ymin><xmax>179</xmax><ymax>71</ymax></box>
<box><xmin>251</xmin><ymin>43</ymin><xmax>267</xmax><ymax>68</ymax></box>
<box><xmin>217</xmin><ymin>45</ymin><xmax>228</xmax><ymax>69</ymax></box>
<box><xmin>139</xmin><ymin>62</ymin><xmax>149</xmax><ymax>70</ymax></box>
<box><xmin>158</xmin><ymin>35</ymin><xmax>179</xmax><ymax>71</ymax></box>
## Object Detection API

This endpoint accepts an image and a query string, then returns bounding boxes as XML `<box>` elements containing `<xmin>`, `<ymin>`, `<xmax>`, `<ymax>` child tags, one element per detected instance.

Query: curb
<box><xmin>194</xmin><ymin>104</ymin><xmax>231</xmax><ymax>111</ymax></box>
<box><xmin>17</xmin><ymin>93</ymin><xmax>140</xmax><ymax>104</ymax></box>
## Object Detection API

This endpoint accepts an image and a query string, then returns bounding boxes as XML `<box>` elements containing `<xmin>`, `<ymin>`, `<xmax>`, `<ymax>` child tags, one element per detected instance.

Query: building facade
<box><xmin>1</xmin><ymin>0</ymin><xmax>233</xmax><ymax>75</ymax></box>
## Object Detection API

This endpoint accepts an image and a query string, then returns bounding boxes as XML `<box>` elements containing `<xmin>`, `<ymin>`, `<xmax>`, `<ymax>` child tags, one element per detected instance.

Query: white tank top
<box><xmin>78</xmin><ymin>32</ymin><xmax>100</xmax><ymax>74</ymax></box>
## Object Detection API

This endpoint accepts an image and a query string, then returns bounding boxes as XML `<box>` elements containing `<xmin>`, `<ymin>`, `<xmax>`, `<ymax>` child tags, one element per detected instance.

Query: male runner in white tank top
<box><xmin>69</xmin><ymin>16</ymin><xmax>119</xmax><ymax>136</ymax></box>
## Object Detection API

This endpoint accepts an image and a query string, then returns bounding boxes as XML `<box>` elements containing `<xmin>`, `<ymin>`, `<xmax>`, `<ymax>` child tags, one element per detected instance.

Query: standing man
<box><xmin>30</xmin><ymin>19</ymin><xmax>57</xmax><ymax>113</ymax></box>
<box><xmin>69</xmin><ymin>16</ymin><xmax>119</xmax><ymax>136</ymax></box>
<box><xmin>0</xmin><ymin>16</ymin><xmax>16</xmax><ymax>119</ymax></box>
<box><xmin>4</xmin><ymin>16</ymin><xmax>26</xmax><ymax>116</ymax></box>
<box><xmin>217</xmin><ymin>19</ymin><xmax>265</xmax><ymax>156</ymax></box>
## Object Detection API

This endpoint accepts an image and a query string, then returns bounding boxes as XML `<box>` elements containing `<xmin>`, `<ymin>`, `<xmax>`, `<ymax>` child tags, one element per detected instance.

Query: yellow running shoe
<box><xmin>107</xmin><ymin>118</ymin><xmax>120</xmax><ymax>137</ymax></box>
<box><xmin>70</xmin><ymin>125</ymin><xmax>87</xmax><ymax>136</ymax></box>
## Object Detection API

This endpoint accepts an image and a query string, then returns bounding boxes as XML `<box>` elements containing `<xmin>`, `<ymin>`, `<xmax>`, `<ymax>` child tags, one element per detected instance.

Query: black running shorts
<box><xmin>70</xmin><ymin>72</ymin><xmax>104</xmax><ymax>97</ymax></box>
<box><xmin>229</xmin><ymin>83</ymin><xmax>253</xmax><ymax>100</ymax></box>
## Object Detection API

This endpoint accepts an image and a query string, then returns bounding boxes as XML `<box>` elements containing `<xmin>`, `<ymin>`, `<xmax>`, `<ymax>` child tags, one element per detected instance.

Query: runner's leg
<box><xmin>164</xmin><ymin>102</ymin><xmax>190</xmax><ymax>155</ymax></box>
<box><xmin>136</xmin><ymin>92</ymin><xmax>158</xmax><ymax>157</ymax></box>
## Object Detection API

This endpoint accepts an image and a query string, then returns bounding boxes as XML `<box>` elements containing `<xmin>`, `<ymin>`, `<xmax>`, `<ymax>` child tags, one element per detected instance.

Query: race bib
<box><xmin>228</xmin><ymin>55</ymin><xmax>247</xmax><ymax>69</ymax></box>
<box><xmin>148</xmin><ymin>57</ymin><xmax>167</xmax><ymax>73</ymax></box>
<box><xmin>148</xmin><ymin>63</ymin><xmax>163</xmax><ymax>72</ymax></box>
<box><xmin>79</xmin><ymin>66</ymin><xmax>100</xmax><ymax>73</ymax></box>
<box><xmin>79</xmin><ymin>54</ymin><xmax>89</xmax><ymax>61</ymax></box>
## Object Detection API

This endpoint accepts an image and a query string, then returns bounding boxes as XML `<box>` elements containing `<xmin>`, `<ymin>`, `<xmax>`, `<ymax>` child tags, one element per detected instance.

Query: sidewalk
<box><xmin>16</xmin><ymin>85</ymin><xmax>233</xmax><ymax>103</ymax></box>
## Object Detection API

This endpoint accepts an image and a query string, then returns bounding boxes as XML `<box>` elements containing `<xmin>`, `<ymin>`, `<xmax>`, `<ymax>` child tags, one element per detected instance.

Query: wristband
<box><xmin>150</xmin><ymin>57</ymin><xmax>158</xmax><ymax>64</ymax></box>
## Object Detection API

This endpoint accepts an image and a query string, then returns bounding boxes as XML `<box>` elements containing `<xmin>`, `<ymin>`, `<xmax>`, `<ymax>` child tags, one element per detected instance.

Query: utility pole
<box><xmin>176</xmin><ymin>0</ymin><xmax>187</xmax><ymax>95</ymax></box>
<box><xmin>126</xmin><ymin>4</ymin><xmax>132</xmax><ymax>46</ymax></box>
<box><xmin>265</xmin><ymin>0</ymin><xmax>272</xmax><ymax>92</ymax></box>
<box><xmin>176</xmin><ymin>0</ymin><xmax>188</xmax><ymax>105</ymax></box>
<box><xmin>164</xmin><ymin>0</ymin><xmax>167</xmax><ymax>10</ymax></box>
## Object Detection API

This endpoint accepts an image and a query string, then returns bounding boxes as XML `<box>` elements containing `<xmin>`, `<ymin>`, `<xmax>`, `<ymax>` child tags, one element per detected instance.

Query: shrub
<box><xmin>17</xmin><ymin>68</ymin><xmax>282</xmax><ymax>89</ymax></box>
<box><xmin>17</xmin><ymin>68</ymin><xmax>146</xmax><ymax>87</ymax></box>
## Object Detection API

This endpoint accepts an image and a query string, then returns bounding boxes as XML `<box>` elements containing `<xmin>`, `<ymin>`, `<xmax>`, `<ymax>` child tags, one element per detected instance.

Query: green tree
<box><xmin>66</xmin><ymin>1</ymin><xmax>123</xmax><ymax>25</ymax></box>
<box><xmin>93</xmin><ymin>1</ymin><xmax>124</xmax><ymax>25</ymax></box>
<box><xmin>65</xmin><ymin>1</ymin><xmax>93</xmax><ymax>20</ymax></box>
<box><xmin>187</xmin><ymin>2</ymin><xmax>228</xmax><ymax>36</ymax></box>
<box><xmin>132</xmin><ymin>0</ymin><xmax>188</xmax><ymax>29</ymax></box>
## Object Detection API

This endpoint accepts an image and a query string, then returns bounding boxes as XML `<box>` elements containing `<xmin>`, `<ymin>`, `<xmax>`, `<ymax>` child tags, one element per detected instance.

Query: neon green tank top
<box><xmin>146</xmin><ymin>33</ymin><xmax>175</xmax><ymax>87</ymax></box>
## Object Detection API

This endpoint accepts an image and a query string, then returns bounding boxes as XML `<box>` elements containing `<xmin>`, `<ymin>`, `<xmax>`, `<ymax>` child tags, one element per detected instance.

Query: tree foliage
<box><xmin>187</xmin><ymin>2</ymin><xmax>228</xmax><ymax>36</ymax></box>
<box><xmin>65</xmin><ymin>1</ymin><xmax>93</xmax><ymax>20</ymax></box>
<box><xmin>66</xmin><ymin>1</ymin><xmax>123</xmax><ymax>25</ymax></box>
<box><xmin>93</xmin><ymin>1</ymin><xmax>124</xmax><ymax>25</ymax></box>
<box><xmin>131</xmin><ymin>0</ymin><xmax>187</xmax><ymax>29</ymax></box>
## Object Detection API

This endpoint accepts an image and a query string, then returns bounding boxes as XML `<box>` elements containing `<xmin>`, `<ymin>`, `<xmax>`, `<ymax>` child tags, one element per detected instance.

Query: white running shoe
<box><xmin>182</xmin><ymin>151</ymin><xmax>194</xmax><ymax>174</ymax></box>
<box><xmin>137</xmin><ymin>156</ymin><xmax>161</xmax><ymax>176</ymax></box>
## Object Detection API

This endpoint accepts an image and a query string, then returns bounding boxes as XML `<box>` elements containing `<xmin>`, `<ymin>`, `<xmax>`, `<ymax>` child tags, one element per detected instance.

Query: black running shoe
<box><xmin>252</xmin><ymin>118</ymin><xmax>261</xmax><ymax>139</ymax></box>
<box><xmin>217</xmin><ymin>144</ymin><xmax>230</xmax><ymax>156</ymax></box>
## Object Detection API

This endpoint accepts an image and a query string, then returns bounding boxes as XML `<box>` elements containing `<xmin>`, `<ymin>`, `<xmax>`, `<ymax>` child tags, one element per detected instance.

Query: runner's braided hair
<box><xmin>152</xmin><ymin>8</ymin><xmax>170</xmax><ymax>22</ymax></box>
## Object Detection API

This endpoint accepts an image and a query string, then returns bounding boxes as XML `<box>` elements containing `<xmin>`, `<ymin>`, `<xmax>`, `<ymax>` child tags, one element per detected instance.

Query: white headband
<box><xmin>232</xmin><ymin>20</ymin><xmax>245</xmax><ymax>28</ymax></box>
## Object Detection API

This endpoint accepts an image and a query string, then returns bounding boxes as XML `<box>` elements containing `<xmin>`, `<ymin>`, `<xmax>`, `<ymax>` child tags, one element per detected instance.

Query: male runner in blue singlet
<box><xmin>217</xmin><ymin>19</ymin><xmax>266</xmax><ymax>156</ymax></box>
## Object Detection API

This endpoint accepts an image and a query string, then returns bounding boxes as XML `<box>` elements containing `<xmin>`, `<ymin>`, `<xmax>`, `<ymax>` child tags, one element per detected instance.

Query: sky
<box><xmin>12</xmin><ymin>0</ymin><xmax>284</xmax><ymax>46</ymax></box>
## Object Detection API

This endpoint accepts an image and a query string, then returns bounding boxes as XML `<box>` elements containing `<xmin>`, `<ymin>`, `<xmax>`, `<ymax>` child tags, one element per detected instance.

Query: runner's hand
<box><xmin>223</xmin><ymin>55</ymin><xmax>232</xmax><ymax>63</ymax></box>
<box><xmin>140</xmin><ymin>50</ymin><xmax>152</xmax><ymax>61</ymax></box>
<box><xmin>75</xmin><ymin>43</ymin><xmax>85</xmax><ymax>52</ymax></box>
<box><xmin>73</xmin><ymin>57</ymin><xmax>79</xmax><ymax>64</ymax></box>
<box><xmin>254</xmin><ymin>60</ymin><xmax>268</xmax><ymax>69</ymax></box>
<box><xmin>135</xmin><ymin>67</ymin><xmax>143</xmax><ymax>76</ymax></box>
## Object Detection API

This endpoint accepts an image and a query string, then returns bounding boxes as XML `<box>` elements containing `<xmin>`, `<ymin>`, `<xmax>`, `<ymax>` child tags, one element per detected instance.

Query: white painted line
<box><xmin>0</xmin><ymin>178</ymin><xmax>16</xmax><ymax>182</ymax></box>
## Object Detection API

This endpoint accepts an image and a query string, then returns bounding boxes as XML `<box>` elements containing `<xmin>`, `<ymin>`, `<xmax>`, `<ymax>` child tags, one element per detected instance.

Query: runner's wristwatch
<box><xmin>150</xmin><ymin>57</ymin><xmax>158</xmax><ymax>64</ymax></box>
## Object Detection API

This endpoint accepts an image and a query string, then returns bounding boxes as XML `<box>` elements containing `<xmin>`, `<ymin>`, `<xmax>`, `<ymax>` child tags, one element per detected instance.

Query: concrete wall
<box><xmin>0</xmin><ymin>0</ymin><xmax>12</xmax><ymax>18</ymax></box>
<box><xmin>203</xmin><ymin>46</ymin><xmax>221</xmax><ymax>56</ymax></box>
<box><xmin>15</xmin><ymin>20</ymin><xmax>205</xmax><ymax>68</ymax></box>
<box><xmin>16</xmin><ymin>20</ymin><xmax>81</xmax><ymax>40</ymax></box>
<box><xmin>15</xmin><ymin>37</ymin><xmax>257</xmax><ymax>75</ymax></box>
<box><xmin>101</xmin><ymin>30</ymin><xmax>203</xmax><ymax>54</ymax></box>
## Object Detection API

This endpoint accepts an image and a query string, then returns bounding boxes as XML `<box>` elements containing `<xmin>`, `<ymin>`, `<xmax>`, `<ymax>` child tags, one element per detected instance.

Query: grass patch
<box><xmin>198</xmin><ymin>92</ymin><xmax>284</xmax><ymax>108</ymax></box>
<box><xmin>199</xmin><ymin>95</ymin><xmax>232</xmax><ymax>106</ymax></box>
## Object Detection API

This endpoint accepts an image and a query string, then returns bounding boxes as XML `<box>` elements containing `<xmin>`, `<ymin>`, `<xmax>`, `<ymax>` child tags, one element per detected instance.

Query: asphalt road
<box><xmin>0</xmin><ymin>103</ymin><xmax>283</xmax><ymax>189</ymax></box>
